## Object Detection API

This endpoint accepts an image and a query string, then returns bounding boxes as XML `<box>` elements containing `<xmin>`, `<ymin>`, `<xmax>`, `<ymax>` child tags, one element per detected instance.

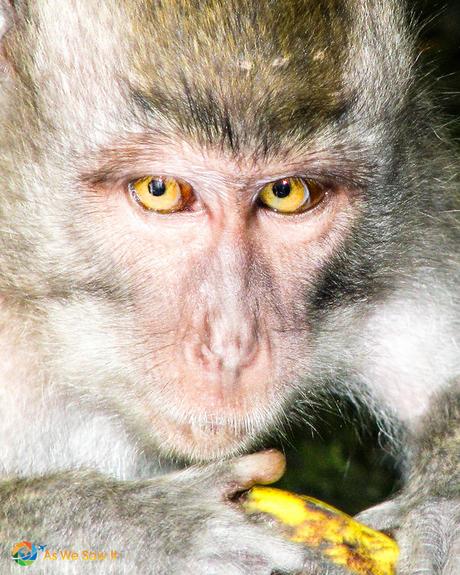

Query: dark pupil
<box><xmin>272</xmin><ymin>180</ymin><xmax>291</xmax><ymax>198</ymax></box>
<box><xmin>148</xmin><ymin>179</ymin><xmax>166</xmax><ymax>196</ymax></box>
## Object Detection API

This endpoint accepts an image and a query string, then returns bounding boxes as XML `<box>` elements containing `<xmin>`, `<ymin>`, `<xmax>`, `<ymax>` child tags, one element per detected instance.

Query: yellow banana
<box><xmin>243</xmin><ymin>486</ymin><xmax>399</xmax><ymax>575</ymax></box>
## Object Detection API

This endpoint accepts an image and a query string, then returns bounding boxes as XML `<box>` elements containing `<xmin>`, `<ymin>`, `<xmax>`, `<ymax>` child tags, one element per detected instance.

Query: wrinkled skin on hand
<box><xmin>356</xmin><ymin>496</ymin><xmax>460</xmax><ymax>575</ymax></box>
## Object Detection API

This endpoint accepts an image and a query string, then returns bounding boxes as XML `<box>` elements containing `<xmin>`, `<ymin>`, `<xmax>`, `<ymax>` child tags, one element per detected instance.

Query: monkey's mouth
<box><xmin>150</xmin><ymin>406</ymin><xmax>268</xmax><ymax>461</ymax></box>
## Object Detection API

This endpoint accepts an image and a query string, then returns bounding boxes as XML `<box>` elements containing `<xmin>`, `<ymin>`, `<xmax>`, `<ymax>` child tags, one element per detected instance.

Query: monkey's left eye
<box><xmin>258</xmin><ymin>177</ymin><xmax>325</xmax><ymax>214</ymax></box>
<box><xmin>129</xmin><ymin>176</ymin><xmax>194</xmax><ymax>213</ymax></box>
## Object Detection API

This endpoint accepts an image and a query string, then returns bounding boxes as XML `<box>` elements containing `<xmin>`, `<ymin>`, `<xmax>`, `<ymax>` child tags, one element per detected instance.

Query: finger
<box><xmin>355</xmin><ymin>498</ymin><xmax>403</xmax><ymax>532</ymax></box>
<box><xmin>230</xmin><ymin>450</ymin><xmax>286</xmax><ymax>491</ymax></box>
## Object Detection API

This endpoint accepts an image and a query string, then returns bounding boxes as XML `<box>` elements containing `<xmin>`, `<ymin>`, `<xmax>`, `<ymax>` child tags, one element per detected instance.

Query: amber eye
<box><xmin>129</xmin><ymin>176</ymin><xmax>193</xmax><ymax>213</ymax></box>
<box><xmin>258</xmin><ymin>177</ymin><xmax>324</xmax><ymax>214</ymax></box>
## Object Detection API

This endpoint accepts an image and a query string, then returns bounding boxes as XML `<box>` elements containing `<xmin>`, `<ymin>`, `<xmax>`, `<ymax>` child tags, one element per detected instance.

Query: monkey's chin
<box><xmin>152</xmin><ymin>412</ymin><xmax>260</xmax><ymax>462</ymax></box>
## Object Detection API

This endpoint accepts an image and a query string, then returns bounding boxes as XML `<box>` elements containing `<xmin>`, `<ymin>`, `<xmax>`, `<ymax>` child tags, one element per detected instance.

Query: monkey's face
<box><xmin>0</xmin><ymin>0</ymin><xmax>411</xmax><ymax>460</ymax></box>
<box><xmin>108</xmin><ymin>145</ymin><xmax>356</xmax><ymax>459</ymax></box>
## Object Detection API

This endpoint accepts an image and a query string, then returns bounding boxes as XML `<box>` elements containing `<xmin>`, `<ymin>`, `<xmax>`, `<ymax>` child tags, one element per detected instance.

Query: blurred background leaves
<box><xmin>276</xmin><ymin>403</ymin><xmax>401</xmax><ymax>516</ymax></box>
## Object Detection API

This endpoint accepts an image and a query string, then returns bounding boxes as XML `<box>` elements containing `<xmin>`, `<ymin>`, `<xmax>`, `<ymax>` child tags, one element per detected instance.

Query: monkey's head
<box><xmin>0</xmin><ymin>0</ymin><xmax>430</xmax><ymax>460</ymax></box>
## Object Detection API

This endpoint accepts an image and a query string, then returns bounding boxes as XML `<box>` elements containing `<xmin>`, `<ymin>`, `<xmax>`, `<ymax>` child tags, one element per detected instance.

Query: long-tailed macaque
<box><xmin>0</xmin><ymin>0</ymin><xmax>458</xmax><ymax>573</ymax></box>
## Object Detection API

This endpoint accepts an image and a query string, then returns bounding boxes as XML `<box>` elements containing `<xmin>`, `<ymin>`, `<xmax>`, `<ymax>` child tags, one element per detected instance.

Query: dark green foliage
<box><xmin>276</xmin><ymin>411</ymin><xmax>400</xmax><ymax>515</ymax></box>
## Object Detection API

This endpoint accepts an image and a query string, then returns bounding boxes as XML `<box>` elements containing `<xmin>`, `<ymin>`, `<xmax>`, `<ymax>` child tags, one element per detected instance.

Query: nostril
<box><xmin>199</xmin><ymin>343</ymin><xmax>224</xmax><ymax>370</ymax></box>
<box><xmin>236</xmin><ymin>341</ymin><xmax>258</xmax><ymax>368</ymax></box>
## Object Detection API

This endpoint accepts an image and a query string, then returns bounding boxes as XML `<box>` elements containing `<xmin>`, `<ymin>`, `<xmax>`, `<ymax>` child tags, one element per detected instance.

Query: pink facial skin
<box><xmin>86</xmin><ymin>137</ymin><xmax>360</xmax><ymax>460</ymax></box>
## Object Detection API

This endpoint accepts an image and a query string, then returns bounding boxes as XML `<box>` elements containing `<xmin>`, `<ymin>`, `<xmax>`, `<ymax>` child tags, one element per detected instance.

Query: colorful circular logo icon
<box><xmin>11</xmin><ymin>541</ymin><xmax>38</xmax><ymax>567</ymax></box>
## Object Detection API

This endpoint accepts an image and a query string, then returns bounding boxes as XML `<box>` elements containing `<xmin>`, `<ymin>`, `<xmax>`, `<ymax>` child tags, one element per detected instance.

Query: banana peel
<box><xmin>242</xmin><ymin>486</ymin><xmax>399</xmax><ymax>575</ymax></box>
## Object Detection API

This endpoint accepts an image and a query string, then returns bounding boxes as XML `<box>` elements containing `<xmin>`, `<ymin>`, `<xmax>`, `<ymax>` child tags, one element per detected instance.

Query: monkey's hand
<box><xmin>356</xmin><ymin>494</ymin><xmax>460</xmax><ymax>575</ymax></box>
<box><xmin>0</xmin><ymin>450</ymin><xmax>311</xmax><ymax>575</ymax></box>
<box><xmin>154</xmin><ymin>449</ymin><xmax>309</xmax><ymax>575</ymax></box>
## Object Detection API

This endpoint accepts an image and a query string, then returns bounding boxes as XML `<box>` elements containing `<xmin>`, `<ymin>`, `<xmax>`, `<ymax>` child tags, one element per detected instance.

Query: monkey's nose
<box><xmin>186</xmin><ymin>316</ymin><xmax>260</xmax><ymax>377</ymax></box>
<box><xmin>199</xmin><ymin>334</ymin><xmax>258</xmax><ymax>373</ymax></box>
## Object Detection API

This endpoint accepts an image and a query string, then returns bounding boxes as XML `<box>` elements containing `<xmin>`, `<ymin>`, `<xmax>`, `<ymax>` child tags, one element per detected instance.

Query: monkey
<box><xmin>0</xmin><ymin>0</ymin><xmax>458</xmax><ymax>573</ymax></box>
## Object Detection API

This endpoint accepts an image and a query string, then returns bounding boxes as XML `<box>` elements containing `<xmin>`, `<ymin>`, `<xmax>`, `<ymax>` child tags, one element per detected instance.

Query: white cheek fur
<box><xmin>357</xmin><ymin>288</ymin><xmax>458</xmax><ymax>424</ymax></box>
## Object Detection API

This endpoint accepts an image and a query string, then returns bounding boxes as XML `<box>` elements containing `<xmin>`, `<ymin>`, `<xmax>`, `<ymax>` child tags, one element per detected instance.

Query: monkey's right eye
<box><xmin>129</xmin><ymin>176</ymin><xmax>194</xmax><ymax>213</ymax></box>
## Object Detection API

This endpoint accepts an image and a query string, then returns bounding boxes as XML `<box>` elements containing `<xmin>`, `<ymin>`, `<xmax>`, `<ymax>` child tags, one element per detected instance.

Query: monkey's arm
<box><xmin>357</xmin><ymin>382</ymin><xmax>460</xmax><ymax>575</ymax></box>
<box><xmin>0</xmin><ymin>451</ymin><xmax>309</xmax><ymax>575</ymax></box>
